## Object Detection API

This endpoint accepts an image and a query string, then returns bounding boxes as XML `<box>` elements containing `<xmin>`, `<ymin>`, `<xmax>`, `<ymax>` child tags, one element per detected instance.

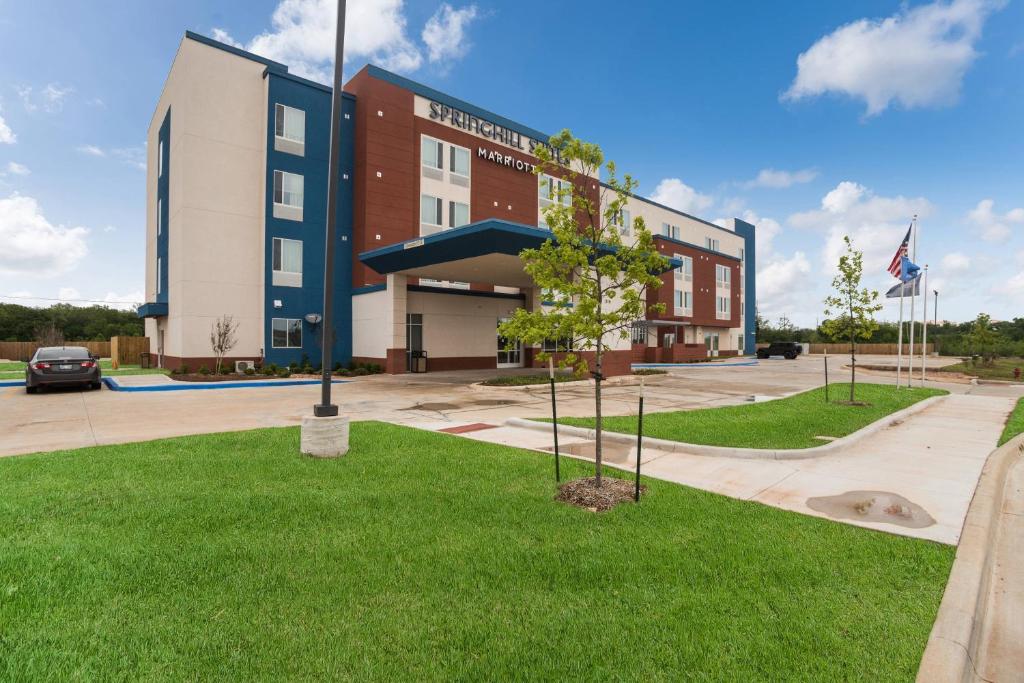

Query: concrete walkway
<box><xmin>454</xmin><ymin>392</ymin><xmax>1016</xmax><ymax>544</ymax></box>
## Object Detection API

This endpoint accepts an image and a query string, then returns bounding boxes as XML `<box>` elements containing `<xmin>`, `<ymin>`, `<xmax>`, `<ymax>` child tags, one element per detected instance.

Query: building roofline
<box><xmin>602</xmin><ymin>182</ymin><xmax>749</xmax><ymax>238</ymax></box>
<box><xmin>184</xmin><ymin>30</ymin><xmax>289</xmax><ymax>72</ymax></box>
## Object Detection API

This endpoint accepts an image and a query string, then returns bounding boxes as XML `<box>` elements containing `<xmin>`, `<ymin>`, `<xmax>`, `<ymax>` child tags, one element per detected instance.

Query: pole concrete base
<box><xmin>300</xmin><ymin>414</ymin><xmax>350</xmax><ymax>458</ymax></box>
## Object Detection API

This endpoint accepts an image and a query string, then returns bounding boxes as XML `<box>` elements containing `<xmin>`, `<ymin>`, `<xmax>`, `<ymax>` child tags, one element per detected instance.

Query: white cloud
<box><xmin>0</xmin><ymin>194</ymin><xmax>89</xmax><ymax>277</ymax></box>
<box><xmin>77</xmin><ymin>144</ymin><xmax>105</xmax><ymax>157</ymax></box>
<box><xmin>101</xmin><ymin>290</ymin><xmax>145</xmax><ymax>310</ymax></box>
<box><xmin>58</xmin><ymin>287</ymin><xmax>81</xmax><ymax>302</ymax></box>
<box><xmin>6</xmin><ymin>161</ymin><xmax>29</xmax><ymax>176</ymax></box>
<box><xmin>941</xmin><ymin>251</ymin><xmax>971</xmax><ymax>272</ymax></box>
<box><xmin>742</xmin><ymin>167</ymin><xmax>818</xmax><ymax>189</ymax></box>
<box><xmin>757</xmin><ymin>251</ymin><xmax>813</xmax><ymax>320</ymax></box>
<box><xmin>820</xmin><ymin>181</ymin><xmax>866</xmax><ymax>213</ymax></box>
<box><xmin>966</xmin><ymin>198</ymin><xmax>1024</xmax><ymax>243</ymax></box>
<box><xmin>18</xmin><ymin>83</ymin><xmax>75</xmax><ymax>113</ymax></box>
<box><xmin>649</xmin><ymin>178</ymin><xmax>714</xmax><ymax>215</ymax></box>
<box><xmin>782</xmin><ymin>0</ymin><xmax>1003</xmax><ymax>116</ymax></box>
<box><xmin>103</xmin><ymin>225</ymin><xmax>117</xmax><ymax>233</ymax></box>
<box><xmin>0</xmin><ymin>108</ymin><xmax>14</xmax><ymax>144</ymax></box>
<box><xmin>213</xmin><ymin>0</ymin><xmax>482</xmax><ymax>83</ymax></box>
<box><xmin>422</xmin><ymin>4</ymin><xmax>479</xmax><ymax>64</ymax></box>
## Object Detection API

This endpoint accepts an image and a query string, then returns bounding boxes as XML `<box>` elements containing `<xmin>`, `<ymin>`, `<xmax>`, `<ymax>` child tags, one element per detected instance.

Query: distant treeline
<box><xmin>757</xmin><ymin>314</ymin><xmax>1024</xmax><ymax>357</ymax></box>
<box><xmin>0</xmin><ymin>303</ymin><xmax>144</xmax><ymax>342</ymax></box>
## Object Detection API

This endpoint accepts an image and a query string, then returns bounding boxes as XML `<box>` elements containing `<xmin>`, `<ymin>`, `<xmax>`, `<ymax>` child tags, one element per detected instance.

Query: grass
<box><xmin>479</xmin><ymin>372</ymin><xmax>583</xmax><ymax>386</ymax></box>
<box><xmin>0</xmin><ymin>424</ymin><xmax>952</xmax><ymax>681</ymax></box>
<box><xmin>938</xmin><ymin>356</ymin><xmax>1024</xmax><ymax>382</ymax></box>
<box><xmin>1000</xmin><ymin>397</ymin><xmax>1024</xmax><ymax>446</ymax></box>
<box><xmin>551</xmin><ymin>383</ymin><xmax>947</xmax><ymax>449</ymax></box>
<box><xmin>0</xmin><ymin>359</ymin><xmax>169</xmax><ymax>379</ymax></box>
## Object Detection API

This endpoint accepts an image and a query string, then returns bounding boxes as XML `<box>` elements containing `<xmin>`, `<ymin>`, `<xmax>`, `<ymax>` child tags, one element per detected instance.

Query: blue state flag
<box><xmin>900</xmin><ymin>255</ymin><xmax>921</xmax><ymax>283</ymax></box>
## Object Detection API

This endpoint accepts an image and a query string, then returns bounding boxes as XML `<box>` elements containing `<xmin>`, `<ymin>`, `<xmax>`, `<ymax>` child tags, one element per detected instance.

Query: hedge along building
<box><xmin>139</xmin><ymin>31</ymin><xmax>756</xmax><ymax>374</ymax></box>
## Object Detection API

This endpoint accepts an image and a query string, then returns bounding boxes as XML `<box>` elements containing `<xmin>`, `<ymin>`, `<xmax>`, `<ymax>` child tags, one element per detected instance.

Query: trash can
<box><xmin>410</xmin><ymin>350</ymin><xmax>428</xmax><ymax>373</ymax></box>
<box><xmin>139</xmin><ymin>352</ymin><xmax>152</xmax><ymax>369</ymax></box>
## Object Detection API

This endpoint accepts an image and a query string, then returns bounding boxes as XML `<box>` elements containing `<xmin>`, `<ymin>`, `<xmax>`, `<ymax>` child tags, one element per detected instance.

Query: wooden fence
<box><xmin>0</xmin><ymin>340</ymin><xmax>111</xmax><ymax>362</ymax></box>
<box><xmin>110</xmin><ymin>336</ymin><xmax>150</xmax><ymax>369</ymax></box>
<box><xmin>755</xmin><ymin>343</ymin><xmax>934</xmax><ymax>355</ymax></box>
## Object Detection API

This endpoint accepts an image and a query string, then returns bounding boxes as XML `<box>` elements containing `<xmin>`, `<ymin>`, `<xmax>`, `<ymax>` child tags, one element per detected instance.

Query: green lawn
<box><xmin>939</xmin><ymin>356</ymin><xmax>1024</xmax><ymax>382</ymax></box>
<box><xmin>1001</xmin><ymin>397</ymin><xmax>1024</xmax><ymax>446</ymax></box>
<box><xmin>0</xmin><ymin>424</ymin><xmax>952</xmax><ymax>680</ymax></box>
<box><xmin>552</xmin><ymin>383</ymin><xmax>946</xmax><ymax>449</ymax></box>
<box><xmin>0</xmin><ymin>359</ymin><xmax>169</xmax><ymax>379</ymax></box>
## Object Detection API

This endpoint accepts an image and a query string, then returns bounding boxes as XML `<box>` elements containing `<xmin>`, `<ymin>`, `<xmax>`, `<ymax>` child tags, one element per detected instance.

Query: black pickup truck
<box><xmin>756</xmin><ymin>342</ymin><xmax>802</xmax><ymax>360</ymax></box>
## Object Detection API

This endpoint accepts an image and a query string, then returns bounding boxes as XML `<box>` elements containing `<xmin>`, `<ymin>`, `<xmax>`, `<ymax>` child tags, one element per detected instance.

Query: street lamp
<box><xmin>301</xmin><ymin>0</ymin><xmax>349</xmax><ymax>458</ymax></box>
<box><xmin>933</xmin><ymin>290</ymin><xmax>938</xmax><ymax>326</ymax></box>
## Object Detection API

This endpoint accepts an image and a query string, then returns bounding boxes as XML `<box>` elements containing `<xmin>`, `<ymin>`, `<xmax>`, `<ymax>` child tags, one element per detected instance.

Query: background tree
<box><xmin>821</xmin><ymin>236</ymin><xmax>882</xmax><ymax>402</ymax></box>
<box><xmin>498</xmin><ymin>130</ymin><xmax>668</xmax><ymax>488</ymax></box>
<box><xmin>34</xmin><ymin>321</ymin><xmax>65</xmax><ymax>347</ymax></box>
<box><xmin>210</xmin><ymin>315</ymin><xmax>239</xmax><ymax>375</ymax></box>
<box><xmin>967</xmin><ymin>313</ymin><xmax>999</xmax><ymax>364</ymax></box>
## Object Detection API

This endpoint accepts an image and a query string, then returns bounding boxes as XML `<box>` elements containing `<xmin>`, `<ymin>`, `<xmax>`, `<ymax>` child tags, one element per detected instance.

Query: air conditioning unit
<box><xmin>235</xmin><ymin>360</ymin><xmax>256</xmax><ymax>373</ymax></box>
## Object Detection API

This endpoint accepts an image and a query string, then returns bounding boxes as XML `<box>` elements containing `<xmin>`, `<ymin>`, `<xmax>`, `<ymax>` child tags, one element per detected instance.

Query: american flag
<box><xmin>887</xmin><ymin>225</ymin><xmax>912</xmax><ymax>278</ymax></box>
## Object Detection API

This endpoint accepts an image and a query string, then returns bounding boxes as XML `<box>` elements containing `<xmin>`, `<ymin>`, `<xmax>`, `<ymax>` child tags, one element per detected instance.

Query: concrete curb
<box><xmin>468</xmin><ymin>373</ymin><xmax>669</xmax><ymax>392</ymax></box>
<box><xmin>102</xmin><ymin>376</ymin><xmax>348</xmax><ymax>392</ymax></box>
<box><xmin>504</xmin><ymin>395</ymin><xmax>946</xmax><ymax>460</ymax></box>
<box><xmin>915</xmin><ymin>433</ymin><xmax>1024</xmax><ymax>682</ymax></box>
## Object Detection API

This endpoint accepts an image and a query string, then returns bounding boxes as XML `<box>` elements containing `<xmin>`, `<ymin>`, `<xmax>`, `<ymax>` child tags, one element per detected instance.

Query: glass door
<box><xmin>406</xmin><ymin>313</ymin><xmax>423</xmax><ymax>371</ymax></box>
<box><xmin>496</xmin><ymin>318</ymin><xmax>522</xmax><ymax>368</ymax></box>
<box><xmin>704</xmin><ymin>332</ymin><xmax>719</xmax><ymax>357</ymax></box>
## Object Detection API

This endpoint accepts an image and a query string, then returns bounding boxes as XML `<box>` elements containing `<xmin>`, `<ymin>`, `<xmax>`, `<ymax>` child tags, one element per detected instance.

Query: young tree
<box><xmin>498</xmin><ymin>130</ymin><xmax>668</xmax><ymax>488</ymax></box>
<box><xmin>210</xmin><ymin>314</ymin><xmax>239</xmax><ymax>375</ymax></box>
<box><xmin>968</xmin><ymin>313</ymin><xmax>999</xmax><ymax>364</ymax></box>
<box><xmin>821</xmin><ymin>236</ymin><xmax>882</xmax><ymax>402</ymax></box>
<box><xmin>34</xmin><ymin>322</ymin><xmax>65</xmax><ymax>347</ymax></box>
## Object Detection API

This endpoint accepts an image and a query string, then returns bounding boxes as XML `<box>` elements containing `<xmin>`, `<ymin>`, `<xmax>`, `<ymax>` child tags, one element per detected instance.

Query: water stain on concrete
<box><xmin>401</xmin><ymin>398</ymin><xmax>522</xmax><ymax>412</ymax></box>
<box><xmin>807</xmin><ymin>490</ymin><xmax>936</xmax><ymax>528</ymax></box>
<box><xmin>544</xmin><ymin>440</ymin><xmax>635</xmax><ymax>465</ymax></box>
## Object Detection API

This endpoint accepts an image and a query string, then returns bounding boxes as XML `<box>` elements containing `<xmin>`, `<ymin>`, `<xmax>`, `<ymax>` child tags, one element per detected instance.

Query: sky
<box><xmin>0</xmin><ymin>0</ymin><xmax>1021</xmax><ymax>326</ymax></box>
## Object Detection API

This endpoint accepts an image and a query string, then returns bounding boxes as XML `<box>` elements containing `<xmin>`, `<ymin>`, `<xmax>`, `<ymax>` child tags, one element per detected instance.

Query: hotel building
<box><xmin>139</xmin><ymin>32</ymin><xmax>756</xmax><ymax>375</ymax></box>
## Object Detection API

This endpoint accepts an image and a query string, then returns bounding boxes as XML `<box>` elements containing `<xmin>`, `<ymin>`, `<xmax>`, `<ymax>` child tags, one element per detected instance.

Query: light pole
<box><xmin>933</xmin><ymin>290</ymin><xmax>938</xmax><ymax>326</ymax></box>
<box><xmin>314</xmin><ymin>0</ymin><xmax>347</xmax><ymax>418</ymax></box>
<box><xmin>301</xmin><ymin>0</ymin><xmax>349</xmax><ymax>457</ymax></box>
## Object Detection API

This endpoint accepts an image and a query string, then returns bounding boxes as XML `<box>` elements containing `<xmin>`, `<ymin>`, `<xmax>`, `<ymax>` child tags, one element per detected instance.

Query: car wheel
<box><xmin>91</xmin><ymin>381</ymin><xmax>101</xmax><ymax>390</ymax></box>
<box><xmin>26</xmin><ymin>385</ymin><xmax>37</xmax><ymax>394</ymax></box>
<box><xmin>786</xmin><ymin>352</ymin><xmax>795</xmax><ymax>359</ymax></box>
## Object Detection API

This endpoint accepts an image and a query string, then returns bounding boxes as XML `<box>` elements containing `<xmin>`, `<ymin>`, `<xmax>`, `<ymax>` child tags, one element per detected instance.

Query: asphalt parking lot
<box><xmin>0</xmin><ymin>353</ymin><xmax>1015</xmax><ymax>459</ymax></box>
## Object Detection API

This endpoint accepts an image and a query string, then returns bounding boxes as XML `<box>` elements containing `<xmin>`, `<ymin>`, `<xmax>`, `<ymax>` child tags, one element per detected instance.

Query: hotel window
<box><xmin>705</xmin><ymin>237</ymin><xmax>720</xmax><ymax>252</ymax></box>
<box><xmin>157</xmin><ymin>257</ymin><xmax>162</xmax><ymax>295</ymax></box>
<box><xmin>449</xmin><ymin>201</ymin><xmax>469</xmax><ymax>228</ymax></box>
<box><xmin>158</xmin><ymin>140</ymin><xmax>164</xmax><ymax>177</ymax></box>
<box><xmin>717</xmin><ymin>295</ymin><xmax>730</xmax><ymax>319</ymax></box>
<box><xmin>674</xmin><ymin>290</ymin><xmax>692</xmax><ymax>314</ymax></box>
<box><xmin>271</xmin><ymin>237</ymin><xmax>301</xmax><ymax>287</ymax></box>
<box><xmin>421</xmin><ymin>135</ymin><xmax>443</xmax><ymax>171</ymax></box>
<box><xmin>662</xmin><ymin>223</ymin><xmax>680</xmax><ymax>240</ymax></box>
<box><xmin>542</xmin><ymin>337</ymin><xmax>573</xmax><ymax>353</ymax></box>
<box><xmin>157</xmin><ymin>199</ymin><xmax>162</xmax><ymax>236</ymax></box>
<box><xmin>611</xmin><ymin>208</ymin><xmax>631</xmax><ymax>235</ymax></box>
<box><xmin>630</xmin><ymin>325</ymin><xmax>647</xmax><ymax>345</ymax></box>
<box><xmin>275</xmin><ymin>104</ymin><xmax>306</xmax><ymax>144</ymax></box>
<box><xmin>273</xmin><ymin>171</ymin><xmax>304</xmax><ymax>209</ymax></box>
<box><xmin>716</xmin><ymin>264</ymin><xmax>731</xmax><ymax>288</ymax></box>
<box><xmin>674</xmin><ymin>254</ymin><xmax>692</xmax><ymax>282</ymax></box>
<box><xmin>272</xmin><ymin>318</ymin><xmax>302</xmax><ymax>348</ymax></box>
<box><xmin>421</xmin><ymin>194</ymin><xmax>443</xmax><ymax>228</ymax></box>
<box><xmin>450</xmin><ymin>144</ymin><xmax>470</xmax><ymax>179</ymax></box>
<box><xmin>538</xmin><ymin>173</ymin><xmax>571</xmax><ymax>228</ymax></box>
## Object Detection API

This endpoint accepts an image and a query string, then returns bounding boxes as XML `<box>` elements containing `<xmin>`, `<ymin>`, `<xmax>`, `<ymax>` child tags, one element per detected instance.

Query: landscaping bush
<box><xmin>244</xmin><ymin>368</ymin><xmax>255</xmax><ymax>376</ymax></box>
<box><xmin>351</xmin><ymin>367</ymin><xmax>369</xmax><ymax>377</ymax></box>
<box><xmin>334</xmin><ymin>368</ymin><xmax>351</xmax><ymax>377</ymax></box>
<box><xmin>198</xmin><ymin>366</ymin><xmax>209</xmax><ymax>375</ymax></box>
<box><xmin>368</xmin><ymin>363</ymin><xmax>382</xmax><ymax>374</ymax></box>
<box><xmin>333</xmin><ymin>361</ymin><xmax>343</xmax><ymax>372</ymax></box>
<box><xmin>276</xmin><ymin>368</ymin><xmax>290</xmax><ymax>378</ymax></box>
<box><xmin>179</xmin><ymin>364</ymin><xmax>189</xmax><ymax>375</ymax></box>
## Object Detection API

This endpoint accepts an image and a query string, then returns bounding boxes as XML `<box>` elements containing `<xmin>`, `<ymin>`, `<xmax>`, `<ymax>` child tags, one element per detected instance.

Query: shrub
<box><xmin>198</xmin><ymin>365</ymin><xmax>209</xmax><ymax>375</ymax></box>
<box><xmin>300</xmin><ymin>353</ymin><xmax>310</xmax><ymax>368</ymax></box>
<box><xmin>276</xmin><ymin>367</ymin><xmax>291</xmax><ymax>378</ymax></box>
<box><xmin>347</xmin><ymin>360</ymin><xmax>357</xmax><ymax>371</ymax></box>
<box><xmin>179</xmin><ymin>364</ymin><xmax>190</xmax><ymax>375</ymax></box>
<box><xmin>351</xmin><ymin>367</ymin><xmax>369</xmax><ymax>377</ymax></box>
<box><xmin>333</xmin><ymin>361</ymin><xmax>343</xmax><ymax>372</ymax></box>
<box><xmin>335</xmin><ymin>368</ymin><xmax>351</xmax><ymax>377</ymax></box>
<box><xmin>368</xmin><ymin>363</ymin><xmax>382</xmax><ymax>374</ymax></box>
<box><xmin>289</xmin><ymin>361</ymin><xmax>300</xmax><ymax>372</ymax></box>
<box><xmin>244</xmin><ymin>367</ymin><xmax>255</xmax><ymax>376</ymax></box>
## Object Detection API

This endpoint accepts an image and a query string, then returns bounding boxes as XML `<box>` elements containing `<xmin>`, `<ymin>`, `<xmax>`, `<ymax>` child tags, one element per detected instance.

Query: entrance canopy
<box><xmin>359</xmin><ymin>219</ymin><xmax>680</xmax><ymax>288</ymax></box>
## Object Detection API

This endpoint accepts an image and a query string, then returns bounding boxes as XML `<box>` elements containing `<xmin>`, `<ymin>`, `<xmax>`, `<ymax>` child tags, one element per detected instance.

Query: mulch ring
<box><xmin>555</xmin><ymin>477</ymin><xmax>647</xmax><ymax>512</ymax></box>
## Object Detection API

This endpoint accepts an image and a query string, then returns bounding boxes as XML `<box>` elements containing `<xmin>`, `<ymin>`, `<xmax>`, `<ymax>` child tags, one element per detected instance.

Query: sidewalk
<box><xmin>452</xmin><ymin>393</ymin><xmax>1016</xmax><ymax>544</ymax></box>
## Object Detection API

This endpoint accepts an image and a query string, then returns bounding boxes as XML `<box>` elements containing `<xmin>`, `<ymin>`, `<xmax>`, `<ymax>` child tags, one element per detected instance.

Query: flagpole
<box><xmin>921</xmin><ymin>265</ymin><xmax>929</xmax><ymax>386</ymax></box>
<box><xmin>907</xmin><ymin>216</ymin><xmax>918</xmax><ymax>388</ymax></box>
<box><xmin>896</xmin><ymin>281</ymin><xmax>905</xmax><ymax>388</ymax></box>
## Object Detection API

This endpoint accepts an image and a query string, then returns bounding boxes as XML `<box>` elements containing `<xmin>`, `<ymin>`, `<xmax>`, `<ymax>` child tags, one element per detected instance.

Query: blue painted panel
<box><xmin>263</xmin><ymin>74</ymin><xmax>354</xmax><ymax>369</ymax></box>
<box><xmin>137</xmin><ymin>302</ymin><xmax>168</xmax><ymax>318</ymax></box>
<box><xmin>733</xmin><ymin>218</ymin><xmax>757</xmax><ymax>355</ymax></box>
<box><xmin>156</xmin><ymin>109</ymin><xmax>170</xmax><ymax>305</ymax></box>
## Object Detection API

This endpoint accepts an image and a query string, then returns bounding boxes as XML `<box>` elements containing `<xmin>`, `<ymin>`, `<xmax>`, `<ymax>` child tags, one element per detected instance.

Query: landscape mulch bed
<box><xmin>169</xmin><ymin>374</ymin><xmax>285</xmax><ymax>383</ymax></box>
<box><xmin>555</xmin><ymin>476</ymin><xmax>646</xmax><ymax>512</ymax></box>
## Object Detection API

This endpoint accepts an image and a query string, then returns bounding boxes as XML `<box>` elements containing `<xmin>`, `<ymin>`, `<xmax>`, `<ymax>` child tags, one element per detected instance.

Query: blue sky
<box><xmin>0</xmin><ymin>0</ymin><xmax>1021</xmax><ymax>326</ymax></box>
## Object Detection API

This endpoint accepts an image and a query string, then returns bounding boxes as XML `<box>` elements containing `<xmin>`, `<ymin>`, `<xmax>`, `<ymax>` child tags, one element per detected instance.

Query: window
<box><xmin>158</xmin><ymin>140</ymin><xmax>164</xmax><ymax>177</ymax></box>
<box><xmin>272</xmin><ymin>318</ymin><xmax>302</xmax><ymax>348</ymax></box>
<box><xmin>272</xmin><ymin>238</ymin><xmax>302</xmax><ymax>274</ymax></box>
<box><xmin>538</xmin><ymin>173</ymin><xmax>571</xmax><ymax>228</ymax></box>
<box><xmin>685</xmin><ymin>291</ymin><xmax>693</xmax><ymax>310</ymax></box>
<box><xmin>674</xmin><ymin>290</ymin><xmax>692</xmax><ymax>313</ymax></box>
<box><xmin>421</xmin><ymin>136</ymin><xmax>443</xmax><ymax>170</ymax></box>
<box><xmin>717</xmin><ymin>296</ymin><xmax>730</xmax><ymax>319</ymax></box>
<box><xmin>541</xmin><ymin>338</ymin><xmax>573</xmax><ymax>353</ymax></box>
<box><xmin>716</xmin><ymin>264</ymin><xmax>731</xmax><ymax>288</ymax></box>
<box><xmin>450</xmin><ymin>144</ymin><xmax>470</xmax><ymax>178</ymax></box>
<box><xmin>662</xmin><ymin>223</ymin><xmax>680</xmax><ymax>240</ymax></box>
<box><xmin>273</xmin><ymin>171</ymin><xmax>304</xmax><ymax>208</ymax></box>
<box><xmin>421</xmin><ymin>194</ymin><xmax>443</xmax><ymax>226</ymax></box>
<box><xmin>449</xmin><ymin>201</ymin><xmax>469</xmax><ymax>228</ymax></box>
<box><xmin>157</xmin><ymin>199</ymin><xmax>162</xmax><ymax>236</ymax></box>
<box><xmin>674</xmin><ymin>254</ymin><xmax>692</xmax><ymax>282</ymax></box>
<box><xmin>611</xmin><ymin>209</ymin><xmax>631</xmax><ymax>235</ymax></box>
<box><xmin>630</xmin><ymin>325</ymin><xmax>647</xmax><ymax>345</ymax></box>
<box><xmin>275</xmin><ymin>104</ymin><xmax>306</xmax><ymax>143</ymax></box>
<box><xmin>156</xmin><ymin>257</ymin><xmax>162</xmax><ymax>295</ymax></box>
<box><xmin>705</xmin><ymin>237</ymin><xmax>720</xmax><ymax>252</ymax></box>
<box><xmin>674</xmin><ymin>290</ymin><xmax>683</xmax><ymax>310</ymax></box>
<box><xmin>740</xmin><ymin>247</ymin><xmax>745</xmax><ymax>262</ymax></box>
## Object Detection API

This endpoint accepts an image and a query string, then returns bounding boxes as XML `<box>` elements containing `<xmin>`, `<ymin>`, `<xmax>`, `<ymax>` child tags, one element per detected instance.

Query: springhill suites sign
<box><xmin>427</xmin><ymin>100</ymin><xmax>562</xmax><ymax>163</ymax></box>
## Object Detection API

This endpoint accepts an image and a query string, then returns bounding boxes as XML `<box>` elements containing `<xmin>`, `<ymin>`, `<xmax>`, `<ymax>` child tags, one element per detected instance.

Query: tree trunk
<box><xmin>594</xmin><ymin>336</ymin><xmax>603</xmax><ymax>488</ymax></box>
<box><xmin>849</xmin><ymin>299</ymin><xmax>856</xmax><ymax>403</ymax></box>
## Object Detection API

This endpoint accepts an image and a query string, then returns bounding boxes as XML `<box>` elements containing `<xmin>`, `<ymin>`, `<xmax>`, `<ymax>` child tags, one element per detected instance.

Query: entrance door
<box><xmin>496</xmin><ymin>318</ymin><xmax>523</xmax><ymax>368</ymax></box>
<box><xmin>406</xmin><ymin>313</ymin><xmax>423</xmax><ymax>371</ymax></box>
<box><xmin>704</xmin><ymin>332</ymin><xmax>719</xmax><ymax>357</ymax></box>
